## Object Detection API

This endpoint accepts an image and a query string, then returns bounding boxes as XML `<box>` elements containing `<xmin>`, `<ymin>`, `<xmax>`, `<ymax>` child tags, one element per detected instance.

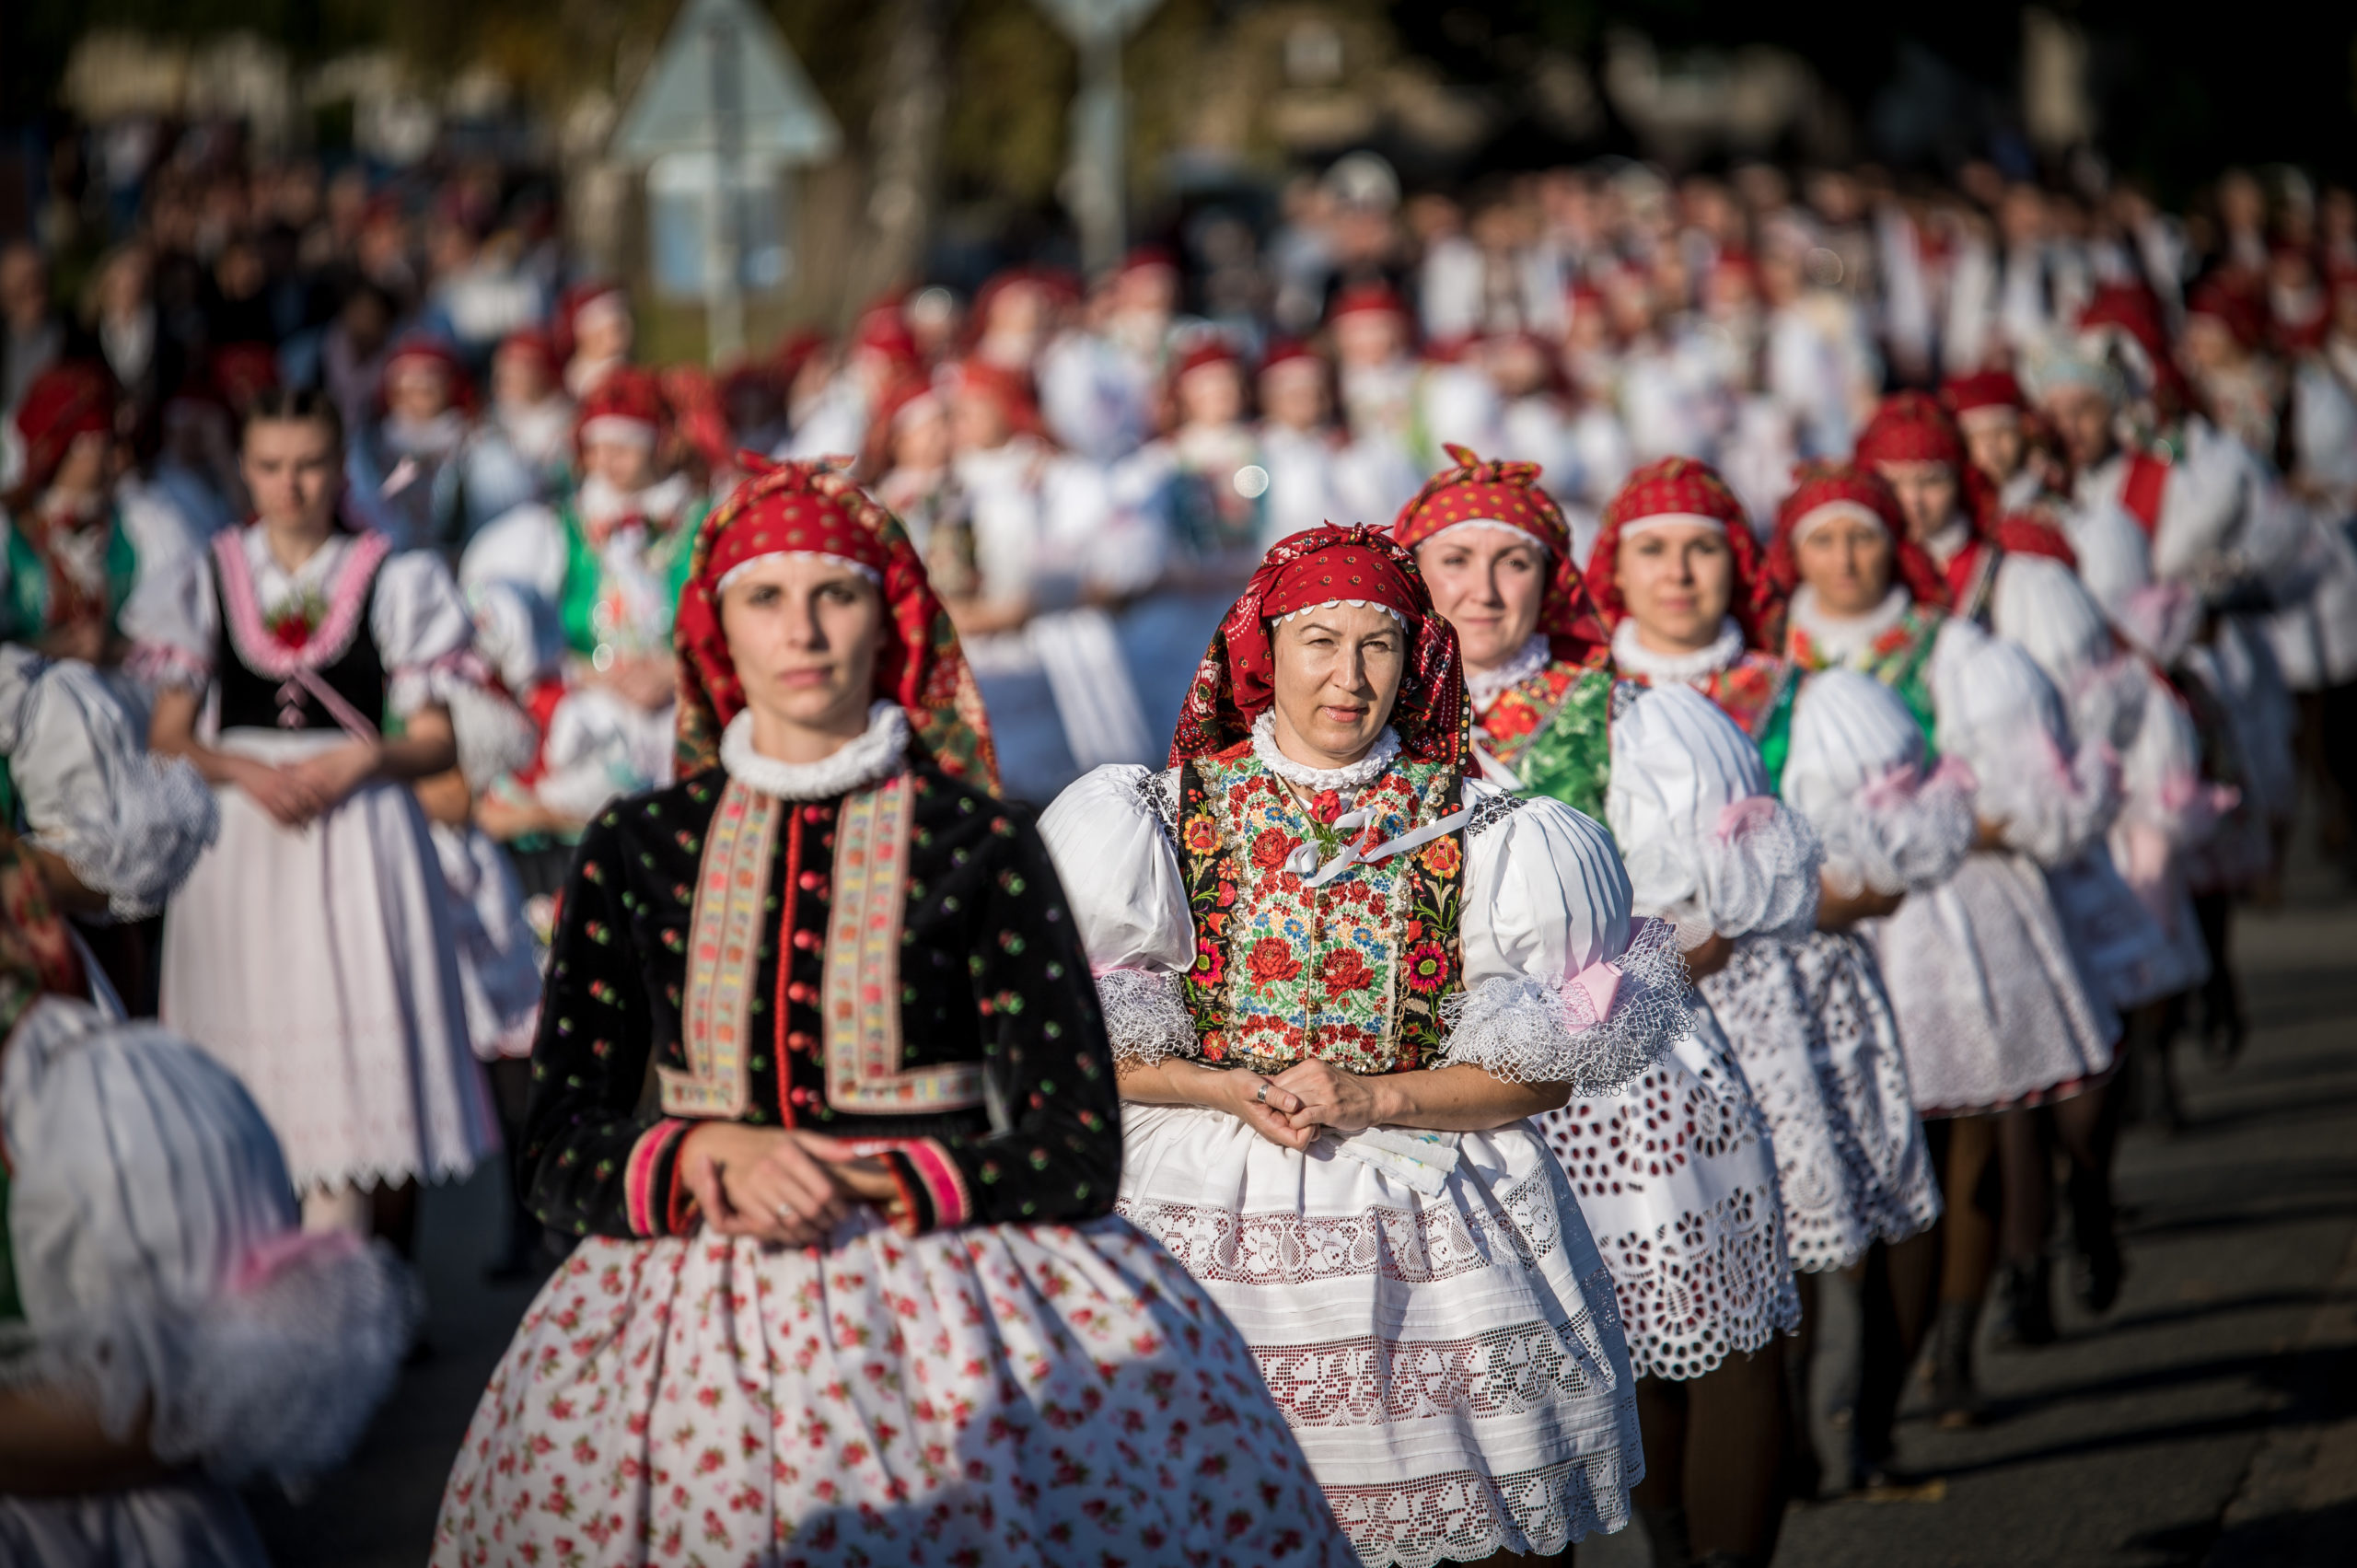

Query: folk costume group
<box><xmin>0</xmin><ymin>387</ymin><xmax>2225</xmax><ymax>1568</ymax></box>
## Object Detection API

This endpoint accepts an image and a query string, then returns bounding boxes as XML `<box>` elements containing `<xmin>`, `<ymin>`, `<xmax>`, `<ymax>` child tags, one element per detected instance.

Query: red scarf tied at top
<box><xmin>1391</xmin><ymin>443</ymin><xmax>1608</xmax><ymax>664</ymax></box>
<box><xmin>1168</xmin><ymin>524</ymin><xmax>1470</xmax><ymax>773</ymax></box>
<box><xmin>1767</xmin><ymin>461</ymin><xmax>1954</xmax><ymax>610</ymax></box>
<box><xmin>1585</xmin><ymin>455</ymin><xmax>1781</xmax><ymax>651</ymax></box>
<box><xmin>1854</xmin><ymin>391</ymin><xmax>2076</xmax><ymax>582</ymax></box>
<box><xmin>672</xmin><ymin>454</ymin><xmax>997</xmax><ymax>788</ymax></box>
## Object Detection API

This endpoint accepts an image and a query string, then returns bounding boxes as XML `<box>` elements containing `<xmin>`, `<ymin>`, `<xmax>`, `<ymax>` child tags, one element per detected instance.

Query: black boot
<box><xmin>1991</xmin><ymin>1257</ymin><xmax>2057</xmax><ymax>1348</ymax></box>
<box><xmin>1928</xmin><ymin>1299</ymin><xmax>1980</xmax><ymax>1428</ymax></box>
<box><xmin>2069</xmin><ymin>1165</ymin><xmax>2125</xmax><ymax>1315</ymax></box>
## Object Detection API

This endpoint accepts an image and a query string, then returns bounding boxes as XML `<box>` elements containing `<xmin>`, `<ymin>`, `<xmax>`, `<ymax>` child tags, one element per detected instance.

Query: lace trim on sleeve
<box><xmin>1691</xmin><ymin>796</ymin><xmax>1824</xmax><ymax>942</ymax></box>
<box><xmin>1133</xmin><ymin>766</ymin><xmax>1180</xmax><ymax>851</ymax></box>
<box><xmin>1438</xmin><ymin>919</ymin><xmax>1690</xmax><ymax>1095</ymax></box>
<box><xmin>1811</xmin><ymin>757</ymin><xmax>1978</xmax><ymax>897</ymax></box>
<box><xmin>1975</xmin><ymin>731</ymin><xmax>2123</xmax><ymax>866</ymax></box>
<box><xmin>36</xmin><ymin>750</ymin><xmax>220</xmax><ymax>920</ymax></box>
<box><xmin>1092</xmin><ymin>967</ymin><xmax>1200</xmax><ymax>1066</ymax></box>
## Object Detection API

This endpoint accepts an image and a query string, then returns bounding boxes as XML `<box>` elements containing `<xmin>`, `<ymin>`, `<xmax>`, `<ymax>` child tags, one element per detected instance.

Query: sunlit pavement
<box><xmin>250</xmin><ymin>854</ymin><xmax>2357</xmax><ymax>1568</ymax></box>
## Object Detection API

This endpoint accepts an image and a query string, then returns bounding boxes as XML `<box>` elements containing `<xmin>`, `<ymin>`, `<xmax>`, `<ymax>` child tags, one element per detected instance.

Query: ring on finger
<box><xmin>1254</xmin><ymin>1081</ymin><xmax>1270</xmax><ymax>1105</ymax></box>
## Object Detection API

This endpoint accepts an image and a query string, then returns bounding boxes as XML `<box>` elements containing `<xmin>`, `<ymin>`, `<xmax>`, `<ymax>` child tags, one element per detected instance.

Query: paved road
<box><xmin>251</xmin><ymin>865</ymin><xmax>2357</xmax><ymax>1568</ymax></box>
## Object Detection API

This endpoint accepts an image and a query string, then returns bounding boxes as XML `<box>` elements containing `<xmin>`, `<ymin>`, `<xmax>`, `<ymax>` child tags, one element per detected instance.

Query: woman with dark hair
<box><xmin>126</xmin><ymin>387</ymin><xmax>498</xmax><ymax>1241</ymax></box>
<box><xmin>433</xmin><ymin>456</ymin><xmax>1348</xmax><ymax>1566</ymax></box>
<box><xmin>1043</xmin><ymin>519</ymin><xmax>1678</xmax><ymax>1565</ymax></box>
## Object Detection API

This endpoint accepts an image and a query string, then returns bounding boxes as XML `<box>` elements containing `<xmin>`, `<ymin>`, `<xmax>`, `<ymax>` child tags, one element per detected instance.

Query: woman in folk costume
<box><xmin>1404</xmin><ymin>450</ymin><xmax>1806</xmax><ymax>1562</ymax></box>
<box><xmin>1042</xmin><ymin>522</ymin><xmax>1679</xmax><ymax>1566</ymax></box>
<box><xmin>1773</xmin><ymin>462</ymin><xmax>2121</xmax><ymax>1428</ymax></box>
<box><xmin>1863</xmin><ymin>391</ymin><xmax>2182</xmax><ymax>1326</ymax></box>
<box><xmin>126</xmin><ymin>388</ymin><xmax>499</xmax><ymax>1241</ymax></box>
<box><xmin>435</xmin><ymin>459</ymin><xmax>1348</xmax><ymax>1568</ymax></box>
<box><xmin>1579</xmin><ymin>458</ymin><xmax>1960</xmax><ymax>1496</ymax></box>
<box><xmin>0</xmin><ymin>801</ymin><xmax>409</xmax><ymax>1566</ymax></box>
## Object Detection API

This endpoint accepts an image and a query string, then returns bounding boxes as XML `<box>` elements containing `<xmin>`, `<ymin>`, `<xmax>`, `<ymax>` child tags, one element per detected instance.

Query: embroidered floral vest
<box><xmin>1173</xmin><ymin>743</ymin><xmax>1466</xmax><ymax>1075</ymax></box>
<box><xmin>1475</xmin><ymin>660</ymin><xmax>1614</xmax><ymax>823</ymax></box>
<box><xmin>2</xmin><ymin>510</ymin><xmax>137</xmax><ymax>645</ymax></box>
<box><xmin>557</xmin><ymin>501</ymin><xmax>702</xmax><ymax>662</ymax></box>
<box><xmin>1788</xmin><ymin>604</ymin><xmax>1945</xmax><ymax>748</ymax></box>
<box><xmin>1621</xmin><ymin>651</ymin><xmax>1800</xmax><ymax>786</ymax></box>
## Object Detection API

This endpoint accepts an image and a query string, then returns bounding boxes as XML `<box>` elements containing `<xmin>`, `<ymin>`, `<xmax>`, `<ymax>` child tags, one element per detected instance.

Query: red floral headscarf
<box><xmin>1855</xmin><ymin>391</ymin><xmax>2077</xmax><ymax>570</ymax></box>
<box><xmin>1585</xmin><ymin>455</ymin><xmax>1780</xmax><ymax>651</ymax></box>
<box><xmin>673</xmin><ymin>456</ymin><xmax>997</xmax><ymax>789</ymax></box>
<box><xmin>1169</xmin><ymin>524</ymin><xmax>1469</xmax><ymax>772</ymax></box>
<box><xmin>12</xmin><ymin>362</ymin><xmax>115</xmax><ymax>500</ymax></box>
<box><xmin>1391</xmin><ymin>443</ymin><xmax>1608</xmax><ymax>662</ymax></box>
<box><xmin>1767</xmin><ymin>462</ymin><xmax>1953</xmax><ymax>610</ymax></box>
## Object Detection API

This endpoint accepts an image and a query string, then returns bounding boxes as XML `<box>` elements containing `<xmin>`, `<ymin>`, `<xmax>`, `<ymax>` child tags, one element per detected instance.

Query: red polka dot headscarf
<box><xmin>1767</xmin><ymin>461</ymin><xmax>1952</xmax><ymax>610</ymax></box>
<box><xmin>1168</xmin><ymin>524</ymin><xmax>1470</xmax><ymax>772</ymax></box>
<box><xmin>672</xmin><ymin>456</ymin><xmax>997</xmax><ymax>789</ymax></box>
<box><xmin>1392</xmin><ymin>443</ymin><xmax>1608</xmax><ymax>663</ymax></box>
<box><xmin>1585</xmin><ymin>455</ymin><xmax>1780</xmax><ymax>651</ymax></box>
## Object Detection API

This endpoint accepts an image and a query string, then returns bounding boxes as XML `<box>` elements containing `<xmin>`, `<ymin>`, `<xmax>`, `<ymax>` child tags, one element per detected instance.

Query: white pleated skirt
<box><xmin>160</xmin><ymin>729</ymin><xmax>499</xmax><ymax>1193</ymax></box>
<box><xmin>1118</xmin><ymin>1103</ymin><xmax>1643</xmax><ymax>1568</ymax></box>
<box><xmin>1865</xmin><ymin>850</ymin><xmax>2117</xmax><ymax>1118</ymax></box>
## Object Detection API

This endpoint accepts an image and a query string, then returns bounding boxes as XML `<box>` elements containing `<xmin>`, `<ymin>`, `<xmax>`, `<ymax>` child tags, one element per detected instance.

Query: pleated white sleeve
<box><xmin>1038</xmin><ymin>763</ymin><xmax>1200</xmax><ymax>1065</ymax></box>
<box><xmin>1445</xmin><ymin>782</ymin><xmax>1690</xmax><ymax>1095</ymax></box>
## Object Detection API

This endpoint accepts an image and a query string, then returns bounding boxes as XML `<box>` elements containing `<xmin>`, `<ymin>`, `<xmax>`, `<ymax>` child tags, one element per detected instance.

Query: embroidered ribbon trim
<box><xmin>660</xmin><ymin>778</ymin><xmax>776</xmax><ymax>1118</ymax></box>
<box><xmin>623</xmin><ymin>1119</ymin><xmax>691</xmax><ymax>1237</ymax></box>
<box><xmin>214</xmin><ymin>528</ymin><xmax>390</xmax><ymax>679</ymax></box>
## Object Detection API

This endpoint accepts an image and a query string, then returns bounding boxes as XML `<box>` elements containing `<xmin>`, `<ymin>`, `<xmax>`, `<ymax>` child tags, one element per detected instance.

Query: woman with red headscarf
<box><xmin>1410</xmin><ymin>450</ymin><xmax>1816</xmax><ymax>1558</ymax></box>
<box><xmin>1773</xmin><ymin>461</ymin><xmax>2123</xmax><ymax>1434</ymax></box>
<box><xmin>1042</xmin><ymin>522</ymin><xmax>1682</xmax><ymax>1564</ymax></box>
<box><xmin>434</xmin><ymin>458</ymin><xmax>1350</xmax><ymax>1567</ymax></box>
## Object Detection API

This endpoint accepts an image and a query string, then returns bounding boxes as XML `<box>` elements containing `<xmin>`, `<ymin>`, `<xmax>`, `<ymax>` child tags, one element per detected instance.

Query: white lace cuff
<box><xmin>1691</xmin><ymin>796</ymin><xmax>1825</xmax><ymax>942</ymax></box>
<box><xmin>1092</xmin><ymin>968</ymin><xmax>1200</xmax><ymax>1066</ymax></box>
<box><xmin>1976</xmin><ymin>731</ymin><xmax>2123</xmax><ymax>866</ymax></box>
<box><xmin>1811</xmin><ymin>758</ymin><xmax>1978</xmax><ymax>898</ymax></box>
<box><xmin>34</xmin><ymin>752</ymin><xmax>219</xmax><ymax>920</ymax></box>
<box><xmin>1438</xmin><ymin>919</ymin><xmax>1690</xmax><ymax>1096</ymax></box>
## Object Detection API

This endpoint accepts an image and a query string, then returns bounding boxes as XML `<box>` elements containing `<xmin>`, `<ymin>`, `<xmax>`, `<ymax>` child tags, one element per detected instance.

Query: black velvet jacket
<box><xmin>520</xmin><ymin>759</ymin><xmax>1120</xmax><ymax>1241</ymax></box>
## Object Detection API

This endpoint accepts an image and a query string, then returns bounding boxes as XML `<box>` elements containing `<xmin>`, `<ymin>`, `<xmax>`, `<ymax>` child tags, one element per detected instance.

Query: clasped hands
<box><xmin>1221</xmin><ymin>1059</ymin><xmax>1383</xmax><ymax>1152</ymax></box>
<box><xmin>678</xmin><ymin>1122</ymin><xmax>902</xmax><ymax>1246</ymax></box>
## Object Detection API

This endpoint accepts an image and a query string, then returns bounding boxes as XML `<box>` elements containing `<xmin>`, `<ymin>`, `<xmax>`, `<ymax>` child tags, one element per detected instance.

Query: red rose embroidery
<box><xmin>1307</xmin><ymin>790</ymin><xmax>1343</xmax><ymax>824</ymax></box>
<box><xmin>1319</xmin><ymin>947</ymin><xmax>1374</xmax><ymax>999</ymax></box>
<box><xmin>269</xmin><ymin>612</ymin><xmax>313</xmax><ymax>650</ymax></box>
<box><xmin>1402</xmin><ymin>941</ymin><xmax>1450</xmax><ymax>994</ymax></box>
<box><xmin>1244</xmin><ymin>935</ymin><xmax>1303</xmax><ymax>989</ymax></box>
<box><xmin>1183</xmin><ymin>814</ymin><xmax>1221</xmax><ymax>855</ymax></box>
<box><xmin>1249</xmin><ymin>827</ymin><xmax>1298</xmax><ymax>871</ymax></box>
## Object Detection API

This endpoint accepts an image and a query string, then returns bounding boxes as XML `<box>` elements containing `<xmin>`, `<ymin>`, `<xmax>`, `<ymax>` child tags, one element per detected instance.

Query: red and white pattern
<box><xmin>433</xmin><ymin>1214</ymin><xmax>1350</xmax><ymax>1568</ymax></box>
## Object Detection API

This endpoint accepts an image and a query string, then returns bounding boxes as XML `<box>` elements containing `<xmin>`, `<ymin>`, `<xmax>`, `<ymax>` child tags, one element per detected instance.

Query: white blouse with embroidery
<box><xmin>124</xmin><ymin>525</ymin><xmax>476</xmax><ymax>719</ymax></box>
<box><xmin>1040</xmin><ymin>759</ymin><xmax>1688</xmax><ymax>1097</ymax></box>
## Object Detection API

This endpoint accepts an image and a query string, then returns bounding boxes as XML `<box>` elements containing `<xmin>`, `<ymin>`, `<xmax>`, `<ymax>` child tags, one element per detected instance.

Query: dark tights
<box><xmin>1852</xmin><ymin>1230</ymin><xmax>1940</xmax><ymax>1471</ymax></box>
<box><xmin>1628</xmin><ymin>1347</ymin><xmax>1789</xmax><ymax>1564</ymax></box>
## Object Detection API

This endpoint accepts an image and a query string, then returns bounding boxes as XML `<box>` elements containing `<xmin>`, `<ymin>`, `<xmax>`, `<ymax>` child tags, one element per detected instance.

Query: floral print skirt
<box><xmin>1117</xmin><ymin>1104</ymin><xmax>1643</xmax><ymax>1568</ymax></box>
<box><xmin>433</xmin><ymin>1214</ymin><xmax>1349</xmax><ymax>1568</ymax></box>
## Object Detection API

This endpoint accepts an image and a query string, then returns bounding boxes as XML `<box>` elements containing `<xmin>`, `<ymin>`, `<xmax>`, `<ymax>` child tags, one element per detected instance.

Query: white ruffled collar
<box><xmin>1465</xmin><ymin>634</ymin><xmax>1551</xmax><ymax>708</ymax></box>
<box><xmin>1790</xmin><ymin>584</ymin><xmax>1913</xmax><ymax>668</ymax></box>
<box><xmin>1249</xmin><ymin>709</ymin><xmax>1400</xmax><ymax>792</ymax></box>
<box><xmin>720</xmin><ymin>703</ymin><xmax>909</xmax><ymax>799</ymax></box>
<box><xmin>1611</xmin><ymin>616</ymin><xmax>1745</xmax><ymax>683</ymax></box>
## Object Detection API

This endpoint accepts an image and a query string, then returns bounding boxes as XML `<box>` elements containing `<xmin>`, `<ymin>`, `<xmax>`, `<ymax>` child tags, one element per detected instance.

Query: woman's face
<box><xmin>720</xmin><ymin>554</ymin><xmax>884</xmax><ymax>739</ymax></box>
<box><xmin>1875</xmin><ymin>459</ymin><xmax>1958</xmax><ymax>544</ymax></box>
<box><xmin>581</xmin><ymin>433</ymin><xmax>658</xmax><ymax>494</ymax></box>
<box><xmin>1176</xmin><ymin>362</ymin><xmax>1244</xmax><ymax>428</ymax></box>
<box><xmin>1957</xmin><ymin>407</ymin><xmax>2025</xmax><ymax>484</ymax></box>
<box><xmin>241</xmin><ymin>415</ymin><xmax>343</xmax><ymax>531</ymax></box>
<box><xmin>1269</xmin><ymin>601</ymin><xmax>1405</xmax><ymax>766</ymax></box>
<box><xmin>1794</xmin><ymin>511</ymin><xmax>1894</xmax><ymax>616</ymax></box>
<box><xmin>1418</xmin><ymin>529</ymin><xmax>1547</xmax><ymax>671</ymax></box>
<box><xmin>1614</xmin><ymin>520</ymin><xmax>1733</xmax><ymax>649</ymax></box>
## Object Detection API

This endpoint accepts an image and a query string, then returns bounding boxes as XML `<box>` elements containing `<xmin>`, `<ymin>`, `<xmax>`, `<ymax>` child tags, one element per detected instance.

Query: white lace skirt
<box><xmin>1864</xmin><ymin>850</ymin><xmax>2117</xmax><ymax>1119</ymax></box>
<box><xmin>1701</xmin><ymin>934</ymin><xmax>1942</xmax><ymax>1273</ymax></box>
<box><xmin>159</xmin><ymin>729</ymin><xmax>499</xmax><ymax>1193</ymax></box>
<box><xmin>1535</xmin><ymin>996</ymin><xmax>1800</xmax><ymax>1379</ymax></box>
<box><xmin>433</xmin><ymin>1214</ymin><xmax>1351</xmax><ymax>1568</ymax></box>
<box><xmin>2045</xmin><ymin>846</ymin><xmax>2194</xmax><ymax>1018</ymax></box>
<box><xmin>1117</xmin><ymin>1103</ymin><xmax>1642</xmax><ymax>1568</ymax></box>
